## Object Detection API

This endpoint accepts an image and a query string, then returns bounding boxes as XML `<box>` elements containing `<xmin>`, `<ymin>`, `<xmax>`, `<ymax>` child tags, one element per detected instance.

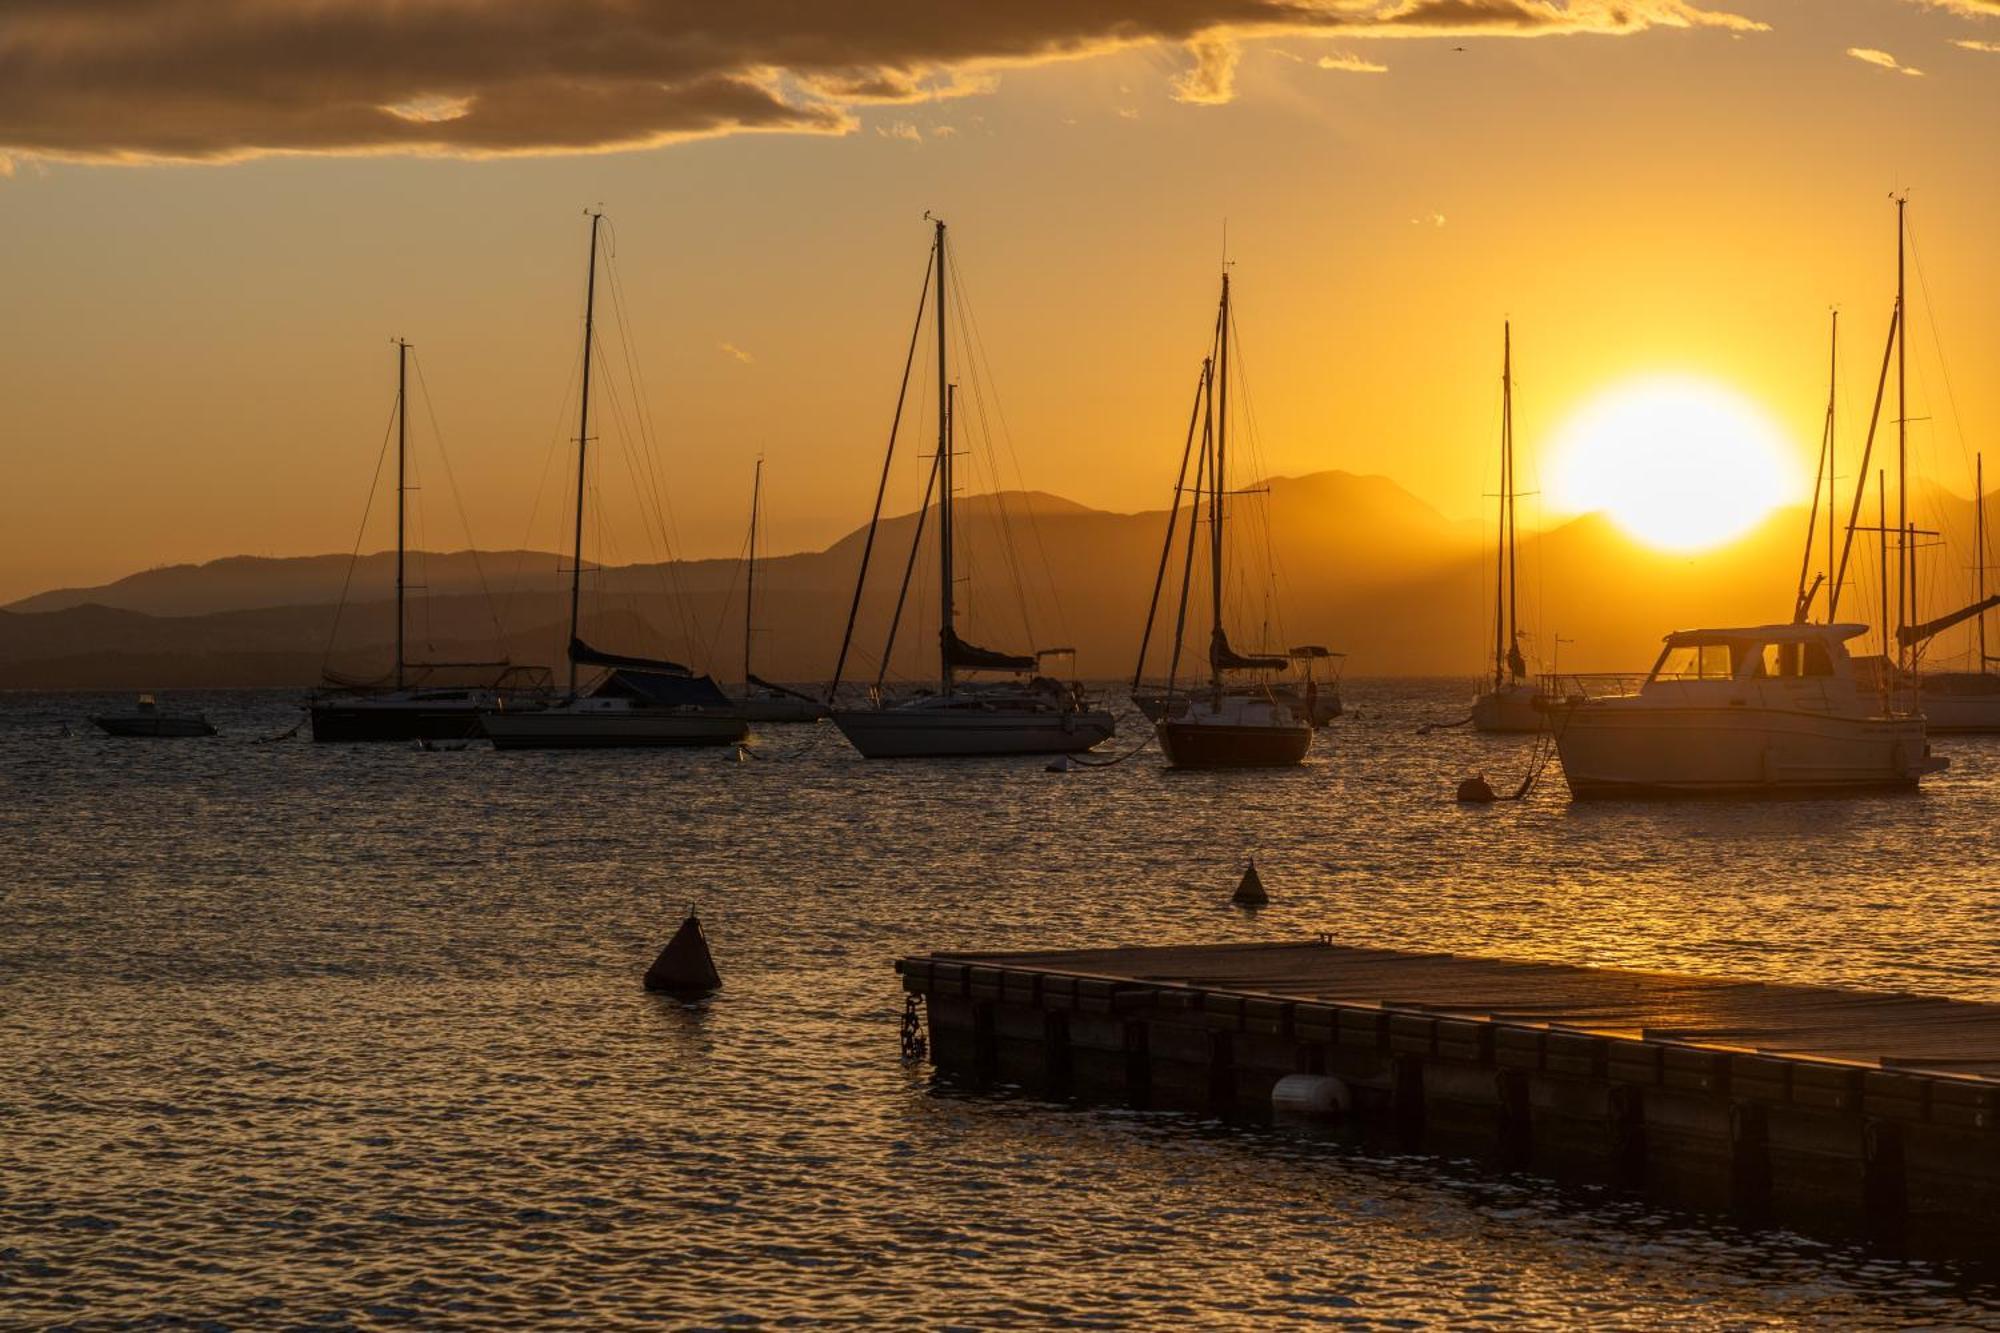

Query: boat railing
<box><xmin>1548</xmin><ymin>672</ymin><xmax>1649</xmax><ymax>703</ymax></box>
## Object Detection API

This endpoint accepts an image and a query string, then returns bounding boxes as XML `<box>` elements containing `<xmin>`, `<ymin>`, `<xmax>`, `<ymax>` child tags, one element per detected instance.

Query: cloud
<box><xmin>718</xmin><ymin>342</ymin><xmax>754</xmax><ymax>364</ymax></box>
<box><xmin>0</xmin><ymin>1</ymin><xmax>1767</xmax><ymax>166</ymax></box>
<box><xmin>1910</xmin><ymin>0</ymin><xmax>2000</xmax><ymax>14</ymax></box>
<box><xmin>1318</xmin><ymin>51</ymin><xmax>1391</xmax><ymax>72</ymax></box>
<box><xmin>875</xmin><ymin>120</ymin><xmax>924</xmax><ymax>143</ymax></box>
<box><xmin>1174</xmin><ymin>35</ymin><xmax>1242</xmax><ymax>104</ymax></box>
<box><xmin>1954</xmin><ymin>37</ymin><xmax>2000</xmax><ymax>51</ymax></box>
<box><xmin>1847</xmin><ymin>46</ymin><xmax>1926</xmax><ymax>74</ymax></box>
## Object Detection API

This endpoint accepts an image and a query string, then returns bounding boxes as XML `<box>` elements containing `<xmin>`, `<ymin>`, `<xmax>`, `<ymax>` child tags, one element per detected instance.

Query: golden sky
<box><xmin>0</xmin><ymin>0</ymin><xmax>1994</xmax><ymax>603</ymax></box>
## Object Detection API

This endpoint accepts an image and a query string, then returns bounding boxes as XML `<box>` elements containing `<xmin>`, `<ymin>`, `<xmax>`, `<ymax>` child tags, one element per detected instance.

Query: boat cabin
<box><xmin>1641</xmin><ymin>623</ymin><xmax>1873</xmax><ymax>697</ymax></box>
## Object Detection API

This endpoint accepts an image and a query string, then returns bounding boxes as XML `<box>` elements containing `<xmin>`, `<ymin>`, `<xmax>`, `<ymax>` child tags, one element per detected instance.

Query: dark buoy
<box><xmin>644</xmin><ymin>908</ymin><xmax>721</xmax><ymax>996</ymax></box>
<box><xmin>1456</xmin><ymin>774</ymin><xmax>1498</xmax><ymax>803</ymax></box>
<box><xmin>1232</xmin><ymin>859</ymin><xmax>1268</xmax><ymax>907</ymax></box>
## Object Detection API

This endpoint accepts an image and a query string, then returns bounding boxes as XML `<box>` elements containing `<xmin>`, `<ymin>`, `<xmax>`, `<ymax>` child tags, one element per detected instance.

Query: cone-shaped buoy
<box><xmin>1456</xmin><ymin>775</ymin><xmax>1498</xmax><ymax>804</ymax></box>
<box><xmin>1232</xmin><ymin>859</ymin><xmax>1268</xmax><ymax>907</ymax></box>
<box><xmin>644</xmin><ymin>909</ymin><xmax>721</xmax><ymax>996</ymax></box>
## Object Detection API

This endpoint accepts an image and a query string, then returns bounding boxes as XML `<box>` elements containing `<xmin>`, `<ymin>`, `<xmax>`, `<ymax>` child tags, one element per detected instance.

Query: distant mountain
<box><xmin>5</xmin><ymin>468</ymin><xmax>1992</xmax><ymax>689</ymax></box>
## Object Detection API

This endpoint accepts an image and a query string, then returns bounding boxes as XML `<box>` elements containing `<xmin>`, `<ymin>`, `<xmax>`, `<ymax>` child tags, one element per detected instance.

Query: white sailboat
<box><xmin>733</xmin><ymin>459</ymin><xmax>829</xmax><ymax>724</ymax></box>
<box><xmin>828</xmin><ymin>216</ymin><xmax>1115</xmax><ymax>759</ymax></box>
<box><xmin>481</xmin><ymin>211</ymin><xmax>746</xmax><ymax>752</ymax></box>
<box><xmin>1152</xmin><ymin>268</ymin><xmax>1313</xmax><ymax>770</ymax></box>
<box><xmin>1470</xmin><ymin>323</ymin><xmax>1550</xmax><ymax>733</ymax></box>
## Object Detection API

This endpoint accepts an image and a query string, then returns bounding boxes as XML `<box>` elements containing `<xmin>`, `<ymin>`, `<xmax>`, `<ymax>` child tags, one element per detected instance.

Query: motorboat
<box><xmin>1550</xmin><ymin>622</ymin><xmax>1944</xmax><ymax>798</ymax></box>
<box><xmin>91</xmin><ymin>694</ymin><xmax>216</xmax><ymax>738</ymax></box>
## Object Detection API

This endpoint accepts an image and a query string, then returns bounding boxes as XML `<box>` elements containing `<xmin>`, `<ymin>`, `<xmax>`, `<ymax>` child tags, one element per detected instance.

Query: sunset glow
<box><xmin>1547</xmin><ymin>378</ymin><xmax>1797</xmax><ymax>553</ymax></box>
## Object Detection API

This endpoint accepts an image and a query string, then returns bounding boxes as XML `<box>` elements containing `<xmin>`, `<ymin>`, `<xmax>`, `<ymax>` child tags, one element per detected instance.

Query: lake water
<box><xmin>4</xmin><ymin>682</ymin><xmax>1999</xmax><ymax>1328</ymax></box>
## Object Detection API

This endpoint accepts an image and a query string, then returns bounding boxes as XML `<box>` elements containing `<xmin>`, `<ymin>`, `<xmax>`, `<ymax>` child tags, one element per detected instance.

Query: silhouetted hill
<box><xmin>6</xmin><ymin>468</ymin><xmax>1991</xmax><ymax>689</ymax></box>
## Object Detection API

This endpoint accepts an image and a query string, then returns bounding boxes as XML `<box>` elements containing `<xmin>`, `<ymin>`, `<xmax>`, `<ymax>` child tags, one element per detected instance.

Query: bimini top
<box><xmin>1661</xmin><ymin>623</ymin><xmax>1870</xmax><ymax>648</ymax></box>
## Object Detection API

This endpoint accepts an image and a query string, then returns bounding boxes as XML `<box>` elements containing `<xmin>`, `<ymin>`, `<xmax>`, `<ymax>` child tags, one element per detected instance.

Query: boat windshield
<box><xmin>1651</xmin><ymin>642</ymin><xmax>1736</xmax><ymax>681</ymax></box>
<box><xmin>1750</xmin><ymin>641</ymin><xmax>1835</xmax><ymax>678</ymax></box>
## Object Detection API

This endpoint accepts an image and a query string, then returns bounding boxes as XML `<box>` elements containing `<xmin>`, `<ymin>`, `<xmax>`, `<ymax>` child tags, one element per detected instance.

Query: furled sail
<box><xmin>569</xmin><ymin>636</ymin><xmax>693</xmax><ymax>677</ymax></box>
<box><xmin>1211</xmin><ymin>628</ymin><xmax>1288</xmax><ymax>672</ymax></box>
<box><xmin>1507</xmin><ymin>642</ymin><xmax>1528</xmax><ymax>681</ymax></box>
<box><xmin>1898</xmin><ymin>595</ymin><xmax>2000</xmax><ymax>648</ymax></box>
<box><xmin>941</xmin><ymin>627</ymin><xmax>1034</xmax><ymax>672</ymax></box>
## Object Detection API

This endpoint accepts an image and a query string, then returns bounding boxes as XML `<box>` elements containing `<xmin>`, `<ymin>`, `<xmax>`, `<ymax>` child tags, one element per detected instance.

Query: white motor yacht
<box><xmin>1551</xmin><ymin>623</ymin><xmax>1943</xmax><ymax>798</ymax></box>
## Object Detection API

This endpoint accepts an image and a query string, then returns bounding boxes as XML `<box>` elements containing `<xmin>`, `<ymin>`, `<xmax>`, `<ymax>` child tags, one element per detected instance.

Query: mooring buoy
<box><xmin>1456</xmin><ymin>775</ymin><xmax>1498</xmax><ymax>803</ymax></box>
<box><xmin>644</xmin><ymin>908</ymin><xmax>722</xmax><ymax>996</ymax></box>
<box><xmin>1232</xmin><ymin>858</ymin><xmax>1268</xmax><ymax>906</ymax></box>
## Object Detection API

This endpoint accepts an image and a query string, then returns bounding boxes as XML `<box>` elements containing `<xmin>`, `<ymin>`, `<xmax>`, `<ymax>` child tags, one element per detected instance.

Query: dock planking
<box><xmin>896</xmin><ymin>940</ymin><xmax>2000</xmax><ymax>1259</ymax></box>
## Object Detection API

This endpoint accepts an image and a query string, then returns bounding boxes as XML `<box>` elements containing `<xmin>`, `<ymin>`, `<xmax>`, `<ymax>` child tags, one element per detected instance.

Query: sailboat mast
<box><xmin>1896</xmin><ymin>195</ymin><xmax>1908</xmax><ymax>676</ymax></box>
<box><xmin>1211</xmin><ymin>272</ymin><xmax>1230</xmax><ymax>694</ymax></box>
<box><xmin>1497</xmin><ymin>323</ymin><xmax>1515</xmax><ymax>687</ymax></box>
<box><xmin>1827</xmin><ymin>312</ymin><xmax>1837</xmax><ymax>621</ymax></box>
<box><xmin>934</xmin><ymin>218</ymin><xmax>954</xmax><ymax>697</ymax></box>
<box><xmin>568</xmin><ymin>210</ymin><xmax>602</xmax><ymax>697</ymax></box>
<box><xmin>395</xmin><ymin>338</ymin><xmax>408</xmax><ymax>691</ymax></box>
<box><xmin>1981</xmin><ymin>453</ymin><xmax>1988</xmax><ymax>671</ymax></box>
<box><xmin>745</xmin><ymin>458</ymin><xmax>761</xmax><ymax>686</ymax></box>
<box><xmin>1880</xmin><ymin>469</ymin><xmax>1890</xmax><ymax>664</ymax></box>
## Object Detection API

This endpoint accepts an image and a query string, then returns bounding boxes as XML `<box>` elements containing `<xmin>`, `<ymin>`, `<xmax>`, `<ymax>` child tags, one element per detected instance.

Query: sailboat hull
<box><xmin>831</xmin><ymin>707</ymin><xmax>1114</xmax><ymax>758</ymax></box>
<box><xmin>310</xmin><ymin>694</ymin><xmax>496</xmax><ymax>743</ymax></box>
<box><xmin>737</xmin><ymin>696</ymin><xmax>831</xmax><ymax>724</ymax></box>
<box><xmin>1914</xmin><ymin>673</ymin><xmax>2000</xmax><ymax>734</ymax></box>
<box><xmin>1554</xmin><ymin>706</ymin><xmax>1937</xmax><ymax>798</ymax></box>
<box><xmin>1471</xmin><ymin>684</ymin><xmax>1548</xmax><ymax>734</ymax></box>
<box><xmin>1136</xmin><ymin>685</ymin><xmax>1341</xmax><ymax>728</ymax></box>
<box><xmin>481</xmin><ymin>710</ymin><xmax>746</xmax><ymax>750</ymax></box>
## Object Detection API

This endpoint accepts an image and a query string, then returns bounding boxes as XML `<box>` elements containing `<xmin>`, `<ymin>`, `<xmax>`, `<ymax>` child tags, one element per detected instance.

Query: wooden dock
<box><xmin>896</xmin><ymin>940</ymin><xmax>2000</xmax><ymax>1259</ymax></box>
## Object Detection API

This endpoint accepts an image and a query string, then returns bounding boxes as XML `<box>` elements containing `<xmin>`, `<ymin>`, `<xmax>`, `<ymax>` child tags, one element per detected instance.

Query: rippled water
<box><xmin>5</xmin><ymin>683</ymin><xmax>2000</xmax><ymax>1328</ymax></box>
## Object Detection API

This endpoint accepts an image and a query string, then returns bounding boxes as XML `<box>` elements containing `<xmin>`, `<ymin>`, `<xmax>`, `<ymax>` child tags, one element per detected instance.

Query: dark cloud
<box><xmin>0</xmin><ymin>1</ymin><xmax>1763</xmax><ymax>165</ymax></box>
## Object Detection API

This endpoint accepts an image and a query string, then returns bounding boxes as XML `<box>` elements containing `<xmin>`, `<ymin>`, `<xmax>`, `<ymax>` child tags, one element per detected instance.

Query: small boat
<box><xmin>311</xmin><ymin>339</ymin><xmax>547</xmax><ymax>742</ymax></box>
<box><xmin>1550</xmin><ymin>622</ymin><xmax>1943</xmax><ymax>799</ymax></box>
<box><xmin>1150</xmin><ymin>267</ymin><xmax>1312</xmax><ymax>769</ymax></box>
<box><xmin>731</xmin><ymin>459</ymin><xmax>828</xmax><ymax>725</ymax></box>
<box><xmin>827</xmin><ymin>216</ymin><xmax>1114</xmax><ymax>759</ymax></box>
<box><xmin>1471</xmin><ymin>323</ymin><xmax>1553</xmax><ymax>733</ymax></box>
<box><xmin>91</xmin><ymin>695</ymin><xmax>216</xmax><ymax>738</ymax></box>
<box><xmin>480</xmin><ymin>212</ymin><xmax>746</xmax><ymax>752</ymax></box>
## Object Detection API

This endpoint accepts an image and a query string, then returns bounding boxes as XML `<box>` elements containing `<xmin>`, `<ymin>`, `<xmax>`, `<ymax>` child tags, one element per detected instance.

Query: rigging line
<box><xmin>320</xmin><ymin>388</ymin><xmax>402</xmax><ymax>675</ymax></box>
<box><xmin>1166</xmin><ymin>363</ymin><xmax>1216</xmax><ymax>702</ymax></box>
<box><xmin>830</xmin><ymin>243</ymin><xmax>936</xmax><ymax>699</ymax></box>
<box><xmin>879</xmin><ymin>440</ymin><xmax>944</xmax><ymax>690</ymax></box>
<box><xmin>1829</xmin><ymin>305</ymin><xmax>1900</xmax><ymax>622</ymax></box>
<box><xmin>946</xmin><ymin>273</ymin><xmax>1038</xmax><ymax>654</ymax></box>
<box><xmin>410</xmin><ymin>351</ymin><xmax>509</xmax><ymax>652</ymax></box>
<box><xmin>596</xmin><ymin>241</ymin><xmax>705</xmax><ymax>661</ymax></box>
<box><xmin>1134</xmin><ymin>358</ymin><xmax>1213</xmax><ymax>690</ymax></box>
<box><xmin>1226</xmin><ymin>302</ymin><xmax>1290</xmax><ymax>653</ymax></box>
<box><xmin>500</xmin><ymin>322</ymin><xmax>585</xmax><ymax>643</ymax></box>
<box><xmin>945</xmin><ymin>246</ymin><xmax>1071</xmax><ymax>649</ymax></box>
<box><xmin>590</xmin><ymin>335</ymin><xmax>701</xmax><ymax>663</ymax></box>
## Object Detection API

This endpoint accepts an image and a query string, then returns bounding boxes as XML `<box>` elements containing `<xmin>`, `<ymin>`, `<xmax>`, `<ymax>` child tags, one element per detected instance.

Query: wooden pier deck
<box><xmin>896</xmin><ymin>940</ymin><xmax>2000</xmax><ymax>1259</ymax></box>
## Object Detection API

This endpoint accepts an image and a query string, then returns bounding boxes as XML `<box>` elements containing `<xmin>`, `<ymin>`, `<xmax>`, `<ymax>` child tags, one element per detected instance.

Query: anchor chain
<box><xmin>899</xmin><ymin>994</ymin><xmax>928</xmax><ymax>1062</ymax></box>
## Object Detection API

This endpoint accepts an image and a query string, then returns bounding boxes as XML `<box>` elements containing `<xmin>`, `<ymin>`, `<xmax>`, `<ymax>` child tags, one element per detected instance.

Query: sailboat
<box><xmin>310</xmin><ymin>339</ymin><xmax>545</xmax><ymax>742</ymax></box>
<box><xmin>1471</xmin><ymin>323</ymin><xmax>1549</xmax><ymax>733</ymax></box>
<box><xmin>828</xmin><ymin>216</ymin><xmax>1116</xmax><ymax>759</ymax></box>
<box><xmin>732</xmin><ymin>460</ymin><xmax>829</xmax><ymax>724</ymax></box>
<box><xmin>1909</xmin><ymin>452</ymin><xmax>2000</xmax><ymax>731</ymax></box>
<box><xmin>480</xmin><ymin>212</ymin><xmax>746</xmax><ymax>751</ymax></box>
<box><xmin>1154</xmin><ymin>268</ymin><xmax>1313</xmax><ymax>769</ymax></box>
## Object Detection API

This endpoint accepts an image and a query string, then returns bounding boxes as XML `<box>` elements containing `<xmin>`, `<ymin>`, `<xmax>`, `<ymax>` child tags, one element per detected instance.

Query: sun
<box><xmin>1547</xmin><ymin>377</ymin><xmax>1796</xmax><ymax>552</ymax></box>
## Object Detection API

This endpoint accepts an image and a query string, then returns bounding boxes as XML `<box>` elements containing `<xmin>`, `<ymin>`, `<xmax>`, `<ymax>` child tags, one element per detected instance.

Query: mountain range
<box><xmin>5</xmin><ymin>470</ymin><xmax>1995</xmax><ymax>690</ymax></box>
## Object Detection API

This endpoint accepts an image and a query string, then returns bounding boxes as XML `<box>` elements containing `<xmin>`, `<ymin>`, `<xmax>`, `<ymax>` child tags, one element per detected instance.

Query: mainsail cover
<box><xmin>569</xmin><ymin>636</ymin><xmax>692</xmax><ymax>677</ymax></box>
<box><xmin>1211</xmin><ymin>628</ymin><xmax>1288</xmax><ymax>672</ymax></box>
<box><xmin>1507</xmin><ymin>642</ymin><xmax>1528</xmax><ymax>680</ymax></box>
<box><xmin>942</xmin><ymin>627</ymin><xmax>1034</xmax><ymax>672</ymax></box>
